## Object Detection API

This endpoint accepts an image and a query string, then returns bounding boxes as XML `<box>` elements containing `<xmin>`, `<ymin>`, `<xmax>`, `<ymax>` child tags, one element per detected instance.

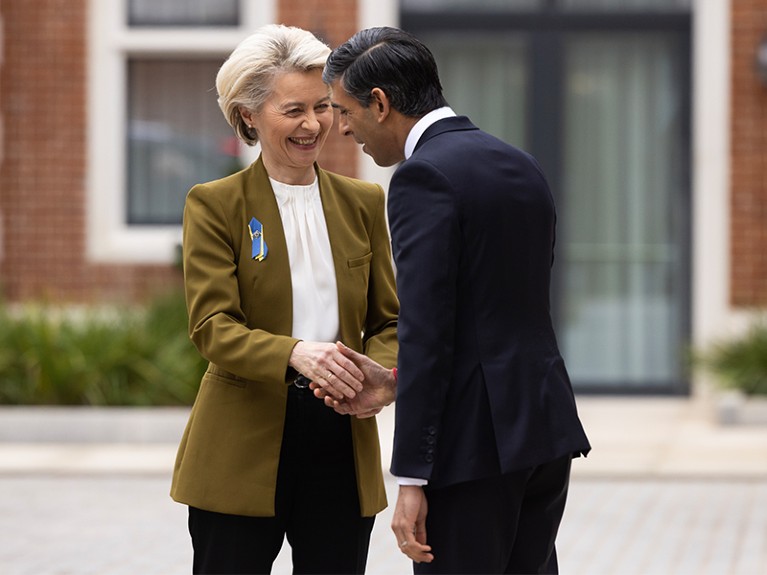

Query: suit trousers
<box><xmin>188</xmin><ymin>384</ymin><xmax>375</xmax><ymax>574</ymax></box>
<box><xmin>414</xmin><ymin>454</ymin><xmax>573</xmax><ymax>575</ymax></box>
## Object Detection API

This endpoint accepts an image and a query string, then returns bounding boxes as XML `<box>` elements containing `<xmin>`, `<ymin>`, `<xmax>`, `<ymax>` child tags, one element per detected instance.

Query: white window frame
<box><xmin>357</xmin><ymin>0</ymin><xmax>398</xmax><ymax>190</ymax></box>
<box><xmin>87</xmin><ymin>0</ymin><xmax>275</xmax><ymax>263</ymax></box>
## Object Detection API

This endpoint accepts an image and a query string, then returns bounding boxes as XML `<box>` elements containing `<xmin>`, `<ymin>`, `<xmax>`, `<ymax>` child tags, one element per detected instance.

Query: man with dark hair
<box><xmin>324</xmin><ymin>27</ymin><xmax>591</xmax><ymax>574</ymax></box>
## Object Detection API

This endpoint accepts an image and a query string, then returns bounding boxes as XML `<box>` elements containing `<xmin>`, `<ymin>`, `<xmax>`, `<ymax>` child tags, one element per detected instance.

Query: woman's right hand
<box><xmin>289</xmin><ymin>341</ymin><xmax>365</xmax><ymax>400</ymax></box>
<box><xmin>312</xmin><ymin>342</ymin><xmax>397</xmax><ymax>418</ymax></box>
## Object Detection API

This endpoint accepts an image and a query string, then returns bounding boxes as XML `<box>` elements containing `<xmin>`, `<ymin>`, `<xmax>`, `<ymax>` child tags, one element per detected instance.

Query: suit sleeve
<box><xmin>388</xmin><ymin>159</ymin><xmax>460</xmax><ymax>480</ymax></box>
<box><xmin>362</xmin><ymin>186</ymin><xmax>399</xmax><ymax>369</ymax></box>
<box><xmin>182</xmin><ymin>184</ymin><xmax>298</xmax><ymax>384</ymax></box>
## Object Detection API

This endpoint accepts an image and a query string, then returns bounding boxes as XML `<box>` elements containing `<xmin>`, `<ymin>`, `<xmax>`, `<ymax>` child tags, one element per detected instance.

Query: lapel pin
<box><xmin>248</xmin><ymin>217</ymin><xmax>268</xmax><ymax>261</ymax></box>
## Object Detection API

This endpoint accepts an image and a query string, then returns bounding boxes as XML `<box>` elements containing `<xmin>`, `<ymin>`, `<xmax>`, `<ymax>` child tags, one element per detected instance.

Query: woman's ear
<box><xmin>239</xmin><ymin>106</ymin><xmax>255</xmax><ymax>128</ymax></box>
<box><xmin>370</xmin><ymin>88</ymin><xmax>391</xmax><ymax>123</ymax></box>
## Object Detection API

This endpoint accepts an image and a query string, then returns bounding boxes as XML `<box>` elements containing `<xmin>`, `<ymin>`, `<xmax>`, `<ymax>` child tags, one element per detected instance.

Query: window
<box><xmin>403</xmin><ymin>0</ymin><xmax>690</xmax><ymax>11</ymax></box>
<box><xmin>404</xmin><ymin>0</ymin><xmax>542</xmax><ymax>9</ymax></box>
<box><xmin>560</xmin><ymin>0</ymin><xmax>690</xmax><ymax>10</ymax></box>
<box><xmin>404</xmin><ymin>0</ymin><xmax>691</xmax><ymax>393</ymax></box>
<box><xmin>422</xmin><ymin>34</ymin><xmax>528</xmax><ymax>148</ymax></box>
<box><xmin>559</xmin><ymin>32</ymin><xmax>689</xmax><ymax>389</ymax></box>
<box><xmin>128</xmin><ymin>0</ymin><xmax>240</xmax><ymax>26</ymax></box>
<box><xmin>88</xmin><ymin>0</ymin><xmax>273</xmax><ymax>263</ymax></box>
<box><xmin>126</xmin><ymin>59</ymin><xmax>239</xmax><ymax>225</ymax></box>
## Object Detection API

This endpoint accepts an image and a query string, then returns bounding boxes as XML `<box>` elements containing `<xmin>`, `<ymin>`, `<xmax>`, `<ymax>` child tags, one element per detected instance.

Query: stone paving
<box><xmin>2</xmin><ymin>475</ymin><xmax>767</xmax><ymax>574</ymax></box>
<box><xmin>1</xmin><ymin>397</ymin><xmax>767</xmax><ymax>574</ymax></box>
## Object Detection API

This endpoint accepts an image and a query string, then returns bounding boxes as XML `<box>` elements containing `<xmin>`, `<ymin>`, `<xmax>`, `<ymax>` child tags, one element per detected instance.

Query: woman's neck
<box><xmin>262</xmin><ymin>156</ymin><xmax>316</xmax><ymax>186</ymax></box>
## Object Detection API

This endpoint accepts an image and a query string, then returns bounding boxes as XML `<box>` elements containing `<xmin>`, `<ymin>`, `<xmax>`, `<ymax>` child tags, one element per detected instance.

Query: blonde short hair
<box><xmin>216</xmin><ymin>24</ymin><xmax>331</xmax><ymax>146</ymax></box>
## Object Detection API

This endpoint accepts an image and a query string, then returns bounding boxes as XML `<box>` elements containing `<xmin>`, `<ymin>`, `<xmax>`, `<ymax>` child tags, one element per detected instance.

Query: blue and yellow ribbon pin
<box><xmin>248</xmin><ymin>217</ymin><xmax>268</xmax><ymax>261</ymax></box>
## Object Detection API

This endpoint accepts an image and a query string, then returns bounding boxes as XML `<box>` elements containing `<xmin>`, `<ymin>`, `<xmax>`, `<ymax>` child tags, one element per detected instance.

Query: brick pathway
<box><xmin>2</xmin><ymin>397</ymin><xmax>767</xmax><ymax>574</ymax></box>
<box><xmin>2</xmin><ymin>474</ymin><xmax>767</xmax><ymax>574</ymax></box>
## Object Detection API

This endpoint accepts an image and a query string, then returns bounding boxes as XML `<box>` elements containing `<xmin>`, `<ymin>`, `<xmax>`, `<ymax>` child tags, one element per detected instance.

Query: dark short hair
<box><xmin>323</xmin><ymin>27</ymin><xmax>448</xmax><ymax>117</ymax></box>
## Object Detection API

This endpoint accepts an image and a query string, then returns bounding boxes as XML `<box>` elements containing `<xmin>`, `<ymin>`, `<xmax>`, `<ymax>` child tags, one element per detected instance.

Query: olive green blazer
<box><xmin>170</xmin><ymin>157</ymin><xmax>398</xmax><ymax>517</ymax></box>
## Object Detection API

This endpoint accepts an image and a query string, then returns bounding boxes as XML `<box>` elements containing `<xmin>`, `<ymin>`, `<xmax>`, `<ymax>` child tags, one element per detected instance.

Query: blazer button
<box><xmin>426</xmin><ymin>426</ymin><xmax>437</xmax><ymax>436</ymax></box>
<box><xmin>426</xmin><ymin>436</ymin><xmax>435</xmax><ymax>445</ymax></box>
<box><xmin>424</xmin><ymin>454</ymin><xmax>434</xmax><ymax>463</ymax></box>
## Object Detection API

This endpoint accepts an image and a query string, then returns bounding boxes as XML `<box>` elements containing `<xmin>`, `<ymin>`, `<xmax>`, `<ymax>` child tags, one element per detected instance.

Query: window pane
<box><xmin>419</xmin><ymin>33</ymin><xmax>528</xmax><ymax>148</ymax></box>
<box><xmin>558</xmin><ymin>33</ymin><xmax>688</xmax><ymax>388</ymax></box>
<box><xmin>560</xmin><ymin>0</ymin><xmax>690</xmax><ymax>10</ymax></box>
<box><xmin>128</xmin><ymin>0</ymin><xmax>239</xmax><ymax>27</ymax></box>
<box><xmin>127</xmin><ymin>59</ymin><xmax>242</xmax><ymax>225</ymax></box>
<box><xmin>403</xmin><ymin>0</ymin><xmax>690</xmax><ymax>10</ymax></box>
<box><xmin>402</xmin><ymin>0</ymin><xmax>543</xmax><ymax>11</ymax></box>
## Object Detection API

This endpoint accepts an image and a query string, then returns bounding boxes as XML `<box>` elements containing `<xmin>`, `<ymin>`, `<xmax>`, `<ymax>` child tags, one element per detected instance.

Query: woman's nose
<box><xmin>302</xmin><ymin>112</ymin><xmax>320</xmax><ymax>131</ymax></box>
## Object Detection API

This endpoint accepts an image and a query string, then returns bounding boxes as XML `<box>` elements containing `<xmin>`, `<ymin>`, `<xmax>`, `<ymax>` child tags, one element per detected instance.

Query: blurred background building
<box><xmin>0</xmin><ymin>0</ymin><xmax>764</xmax><ymax>397</ymax></box>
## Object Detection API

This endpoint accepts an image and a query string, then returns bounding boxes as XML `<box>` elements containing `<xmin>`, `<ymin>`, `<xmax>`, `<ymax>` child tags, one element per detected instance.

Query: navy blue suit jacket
<box><xmin>388</xmin><ymin>116</ymin><xmax>590</xmax><ymax>488</ymax></box>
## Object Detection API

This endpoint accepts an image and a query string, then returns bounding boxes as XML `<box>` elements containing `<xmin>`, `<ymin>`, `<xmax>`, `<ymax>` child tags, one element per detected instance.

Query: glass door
<box><xmin>408</xmin><ymin>7</ymin><xmax>691</xmax><ymax>393</ymax></box>
<box><xmin>421</xmin><ymin>33</ymin><xmax>529</xmax><ymax>149</ymax></box>
<box><xmin>558</xmin><ymin>33</ymin><xmax>690</xmax><ymax>390</ymax></box>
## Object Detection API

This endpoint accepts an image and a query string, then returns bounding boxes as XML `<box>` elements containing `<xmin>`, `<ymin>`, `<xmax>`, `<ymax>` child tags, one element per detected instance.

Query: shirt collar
<box><xmin>404</xmin><ymin>106</ymin><xmax>457</xmax><ymax>160</ymax></box>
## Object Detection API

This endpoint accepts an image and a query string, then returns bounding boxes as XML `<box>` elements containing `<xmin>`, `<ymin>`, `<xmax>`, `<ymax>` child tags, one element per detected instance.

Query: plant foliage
<box><xmin>695</xmin><ymin>321</ymin><xmax>767</xmax><ymax>396</ymax></box>
<box><xmin>0</xmin><ymin>291</ymin><xmax>207</xmax><ymax>406</ymax></box>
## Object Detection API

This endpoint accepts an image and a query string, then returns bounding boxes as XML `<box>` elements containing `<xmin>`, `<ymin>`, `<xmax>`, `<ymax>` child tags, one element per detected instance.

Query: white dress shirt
<box><xmin>270</xmin><ymin>177</ymin><xmax>339</xmax><ymax>343</ymax></box>
<box><xmin>404</xmin><ymin>106</ymin><xmax>457</xmax><ymax>160</ymax></box>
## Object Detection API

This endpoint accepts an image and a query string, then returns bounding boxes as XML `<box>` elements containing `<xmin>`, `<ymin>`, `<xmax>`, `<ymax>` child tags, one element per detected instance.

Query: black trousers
<box><xmin>415</xmin><ymin>455</ymin><xmax>573</xmax><ymax>575</ymax></box>
<box><xmin>188</xmin><ymin>384</ymin><xmax>375</xmax><ymax>574</ymax></box>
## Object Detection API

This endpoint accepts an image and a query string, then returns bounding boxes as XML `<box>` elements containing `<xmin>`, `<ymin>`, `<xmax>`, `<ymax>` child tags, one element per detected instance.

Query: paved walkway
<box><xmin>1</xmin><ymin>397</ymin><xmax>767</xmax><ymax>574</ymax></box>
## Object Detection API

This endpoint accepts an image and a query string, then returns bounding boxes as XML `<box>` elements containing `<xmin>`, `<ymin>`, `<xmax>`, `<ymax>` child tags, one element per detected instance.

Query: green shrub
<box><xmin>695</xmin><ymin>321</ymin><xmax>767</xmax><ymax>396</ymax></box>
<box><xmin>0</xmin><ymin>291</ymin><xmax>207</xmax><ymax>406</ymax></box>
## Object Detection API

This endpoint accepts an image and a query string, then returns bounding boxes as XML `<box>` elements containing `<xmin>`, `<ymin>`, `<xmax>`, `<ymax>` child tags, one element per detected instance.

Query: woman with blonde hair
<box><xmin>170</xmin><ymin>24</ymin><xmax>398</xmax><ymax>574</ymax></box>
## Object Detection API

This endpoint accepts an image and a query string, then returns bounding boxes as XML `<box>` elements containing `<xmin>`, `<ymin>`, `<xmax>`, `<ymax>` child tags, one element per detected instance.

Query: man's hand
<box><xmin>391</xmin><ymin>485</ymin><xmax>433</xmax><ymax>563</ymax></box>
<box><xmin>311</xmin><ymin>342</ymin><xmax>397</xmax><ymax>417</ymax></box>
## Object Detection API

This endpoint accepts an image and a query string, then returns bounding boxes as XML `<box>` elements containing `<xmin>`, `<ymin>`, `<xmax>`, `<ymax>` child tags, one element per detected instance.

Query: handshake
<box><xmin>291</xmin><ymin>340</ymin><xmax>397</xmax><ymax>418</ymax></box>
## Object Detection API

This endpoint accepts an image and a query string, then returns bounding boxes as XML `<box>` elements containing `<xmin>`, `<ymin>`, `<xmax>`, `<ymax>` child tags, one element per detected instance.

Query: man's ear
<box><xmin>370</xmin><ymin>88</ymin><xmax>391</xmax><ymax>123</ymax></box>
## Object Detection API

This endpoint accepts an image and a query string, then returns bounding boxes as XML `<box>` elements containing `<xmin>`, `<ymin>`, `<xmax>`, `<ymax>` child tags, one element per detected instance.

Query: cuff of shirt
<box><xmin>396</xmin><ymin>476</ymin><xmax>428</xmax><ymax>486</ymax></box>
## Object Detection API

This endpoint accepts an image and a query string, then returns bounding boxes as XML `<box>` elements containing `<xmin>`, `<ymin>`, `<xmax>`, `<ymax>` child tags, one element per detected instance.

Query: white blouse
<box><xmin>270</xmin><ymin>177</ymin><xmax>339</xmax><ymax>343</ymax></box>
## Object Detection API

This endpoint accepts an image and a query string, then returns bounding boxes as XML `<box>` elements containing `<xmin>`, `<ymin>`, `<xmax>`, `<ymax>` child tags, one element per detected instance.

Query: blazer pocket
<box><xmin>348</xmin><ymin>252</ymin><xmax>373</xmax><ymax>268</ymax></box>
<box><xmin>204</xmin><ymin>367</ymin><xmax>249</xmax><ymax>389</ymax></box>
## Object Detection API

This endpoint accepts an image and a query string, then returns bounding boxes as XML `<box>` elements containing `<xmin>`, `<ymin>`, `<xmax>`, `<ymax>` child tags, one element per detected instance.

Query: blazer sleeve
<box><xmin>387</xmin><ymin>159</ymin><xmax>461</xmax><ymax>480</ymax></box>
<box><xmin>182</xmin><ymin>182</ymin><xmax>299</xmax><ymax>384</ymax></box>
<box><xmin>361</xmin><ymin>185</ymin><xmax>399</xmax><ymax>370</ymax></box>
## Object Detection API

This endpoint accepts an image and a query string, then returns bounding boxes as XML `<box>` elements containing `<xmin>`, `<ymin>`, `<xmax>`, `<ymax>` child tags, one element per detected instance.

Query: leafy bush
<box><xmin>0</xmin><ymin>291</ymin><xmax>207</xmax><ymax>406</ymax></box>
<box><xmin>695</xmin><ymin>321</ymin><xmax>767</xmax><ymax>396</ymax></box>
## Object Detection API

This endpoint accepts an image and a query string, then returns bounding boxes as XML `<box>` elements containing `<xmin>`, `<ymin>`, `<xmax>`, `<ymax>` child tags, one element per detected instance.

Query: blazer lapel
<box><xmin>317</xmin><ymin>166</ymin><xmax>356</xmax><ymax>343</ymax></box>
<box><xmin>242</xmin><ymin>157</ymin><xmax>293</xmax><ymax>334</ymax></box>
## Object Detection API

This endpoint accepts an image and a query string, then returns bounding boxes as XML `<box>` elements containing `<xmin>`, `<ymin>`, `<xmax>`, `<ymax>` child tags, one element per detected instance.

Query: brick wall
<box><xmin>731</xmin><ymin>0</ymin><xmax>767</xmax><ymax>306</ymax></box>
<box><xmin>0</xmin><ymin>0</ymin><xmax>181</xmax><ymax>303</ymax></box>
<box><xmin>0</xmin><ymin>0</ymin><xmax>361</xmax><ymax>304</ymax></box>
<box><xmin>14</xmin><ymin>1</ymin><xmax>760</xmax><ymax>308</ymax></box>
